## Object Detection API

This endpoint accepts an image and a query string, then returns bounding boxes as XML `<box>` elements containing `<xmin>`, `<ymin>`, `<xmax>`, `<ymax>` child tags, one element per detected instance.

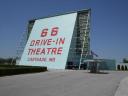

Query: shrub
<box><xmin>0</xmin><ymin>65</ymin><xmax>47</xmax><ymax>76</ymax></box>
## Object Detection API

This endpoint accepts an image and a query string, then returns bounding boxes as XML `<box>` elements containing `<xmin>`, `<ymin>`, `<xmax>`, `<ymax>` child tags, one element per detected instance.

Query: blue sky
<box><xmin>0</xmin><ymin>0</ymin><xmax>128</xmax><ymax>63</ymax></box>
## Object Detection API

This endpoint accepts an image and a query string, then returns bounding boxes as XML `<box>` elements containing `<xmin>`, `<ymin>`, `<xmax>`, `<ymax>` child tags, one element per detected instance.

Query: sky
<box><xmin>0</xmin><ymin>0</ymin><xmax>128</xmax><ymax>63</ymax></box>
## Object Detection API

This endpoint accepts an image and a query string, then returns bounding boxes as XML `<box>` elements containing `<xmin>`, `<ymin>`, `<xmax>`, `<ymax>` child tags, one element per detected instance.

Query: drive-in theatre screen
<box><xmin>19</xmin><ymin>13</ymin><xmax>77</xmax><ymax>69</ymax></box>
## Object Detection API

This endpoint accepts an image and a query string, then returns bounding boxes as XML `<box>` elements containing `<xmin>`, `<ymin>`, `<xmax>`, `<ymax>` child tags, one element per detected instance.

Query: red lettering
<box><xmin>28</xmin><ymin>47</ymin><xmax>63</xmax><ymax>55</ymax></box>
<box><xmin>30</xmin><ymin>40</ymin><xmax>35</xmax><ymax>46</ymax></box>
<box><xmin>57</xmin><ymin>47</ymin><xmax>63</xmax><ymax>54</ymax></box>
<box><xmin>41</xmin><ymin>28</ymin><xmax>48</xmax><ymax>37</ymax></box>
<box><xmin>47</xmin><ymin>48</ymin><xmax>52</xmax><ymax>54</ymax></box>
<box><xmin>43</xmin><ymin>39</ymin><xmax>48</xmax><ymax>45</ymax></box>
<box><xmin>51</xmin><ymin>48</ymin><xmax>57</xmax><ymax>55</ymax></box>
<box><xmin>55</xmin><ymin>38</ymin><xmax>58</xmax><ymax>45</ymax></box>
<box><xmin>47</xmin><ymin>39</ymin><xmax>52</xmax><ymax>45</ymax></box>
<box><xmin>59</xmin><ymin>38</ymin><xmax>65</xmax><ymax>45</ymax></box>
<box><xmin>40</xmin><ymin>48</ymin><xmax>45</xmax><ymax>55</ymax></box>
<box><xmin>49</xmin><ymin>58</ymin><xmax>55</xmax><ymax>62</ymax></box>
<box><xmin>35</xmin><ymin>40</ymin><xmax>40</xmax><ymax>46</ymax></box>
<box><xmin>51</xmin><ymin>27</ymin><xmax>59</xmax><ymax>36</ymax></box>
<box><xmin>28</xmin><ymin>48</ymin><xmax>36</xmax><ymax>55</ymax></box>
<box><xmin>36</xmin><ymin>48</ymin><xmax>41</xmax><ymax>55</ymax></box>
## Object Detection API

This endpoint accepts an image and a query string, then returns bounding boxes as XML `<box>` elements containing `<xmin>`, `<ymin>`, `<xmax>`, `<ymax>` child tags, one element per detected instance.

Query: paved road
<box><xmin>0</xmin><ymin>70</ymin><xmax>128</xmax><ymax>96</ymax></box>
<box><xmin>115</xmin><ymin>76</ymin><xmax>128</xmax><ymax>96</ymax></box>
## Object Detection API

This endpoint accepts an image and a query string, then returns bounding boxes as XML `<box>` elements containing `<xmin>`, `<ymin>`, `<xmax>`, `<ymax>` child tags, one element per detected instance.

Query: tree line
<box><xmin>123</xmin><ymin>58</ymin><xmax>128</xmax><ymax>63</ymax></box>
<box><xmin>0</xmin><ymin>58</ymin><xmax>16</xmax><ymax>65</ymax></box>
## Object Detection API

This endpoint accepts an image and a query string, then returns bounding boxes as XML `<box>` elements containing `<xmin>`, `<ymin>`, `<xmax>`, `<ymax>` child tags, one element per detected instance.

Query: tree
<box><xmin>0</xmin><ymin>58</ymin><xmax>16</xmax><ymax>65</ymax></box>
<box><xmin>0</xmin><ymin>58</ymin><xmax>5</xmax><ymax>64</ymax></box>
<box><xmin>123</xmin><ymin>58</ymin><xmax>128</xmax><ymax>63</ymax></box>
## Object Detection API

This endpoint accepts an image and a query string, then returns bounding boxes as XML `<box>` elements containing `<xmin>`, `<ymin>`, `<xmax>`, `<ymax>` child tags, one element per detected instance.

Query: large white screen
<box><xmin>19</xmin><ymin>13</ymin><xmax>77</xmax><ymax>69</ymax></box>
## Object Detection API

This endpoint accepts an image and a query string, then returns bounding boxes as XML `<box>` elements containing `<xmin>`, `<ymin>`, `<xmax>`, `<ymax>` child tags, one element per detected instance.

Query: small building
<box><xmin>98</xmin><ymin>59</ymin><xmax>116</xmax><ymax>70</ymax></box>
<box><xmin>117</xmin><ymin>63</ymin><xmax>128</xmax><ymax>71</ymax></box>
<box><xmin>82</xmin><ymin>59</ymin><xmax>116</xmax><ymax>71</ymax></box>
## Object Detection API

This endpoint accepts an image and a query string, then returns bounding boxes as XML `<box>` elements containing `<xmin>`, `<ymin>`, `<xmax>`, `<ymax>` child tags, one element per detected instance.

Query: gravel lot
<box><xmin>0</xmin><ymin>70</ymin><xmax>128</xmax><ymax>96</ymax></box>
